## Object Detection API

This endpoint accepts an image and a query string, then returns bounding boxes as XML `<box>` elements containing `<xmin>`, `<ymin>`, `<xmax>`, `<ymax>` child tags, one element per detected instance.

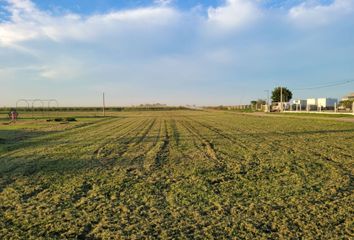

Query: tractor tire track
<box><xmin>179</xmin><ymin>119</ymin><xmax>220</xmax><ymax>162</ymax></box>
<box><xmin>153</xmin><ymin>120</ymin><xmax>170</xmax><ymax>168</ymax></box>
<box><xmin>142</xmin><ymin>119</ymin><xmax>164</xmax><ymax>170</ymax></box>
<box><xmin>129</xmin><ymin>119</ymin><xmax>162</xmax><ymax>165</ymax></box>
<box><xmin>132</xmin><ymin>118</ymin><xmax>157</xmax><ymax>146</ymax></box>
<box><xmin>93</xmin><ymin>118</ymin><xmax>144</xmax><ymax>157</ymax></box>
<box><xmin>186</xmin><ymin>116</ymin><xmax>252</xmax><ymax>150</ymax></box>
<box><xmin>170</xmin><ymin>119</ymin><xmax>180</xmax><ymax>146</ymax></box>
<box><xmin>178</xmin><ymin>120</ymin><xmax>208</xmax><ymax>157</ymax></box>
<box><xmin>94</xmin><ymin>118</ymin><xmax>152</xmax><ymax>165</ymax></box>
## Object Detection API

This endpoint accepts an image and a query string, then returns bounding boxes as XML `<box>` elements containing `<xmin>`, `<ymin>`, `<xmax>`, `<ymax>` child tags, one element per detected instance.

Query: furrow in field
<box><xmin>188</xmin><ymin>116</ymin><xmax>256</xmax><ymax>150</ymax></box>
<box><xmin>177</xmin><ymin>120</ymin><xmax>209</xmax><ymax>157</ymax></box>
<box><xmin>44</xmin><ymin>117</ymin><xmax>122</xmax><ymax>140</ymax></box>
<box><xmin>119</xmin><ymin>118</ymin><xmax>163</xmax><ymax>168</ymax></box>
<box><xmin>193</xmin><ymin>117</ymin><xmax>260</xmax><ymax>159</ymax></box>
<box><xmin>167</xmin><ymin>118</ymin><xmax>195</xmax><ymax>163</ymax></box>
<box><xmin>170</xmin><ymin>119</ymin><xmax>180</xmax><ymax>146</ymax></box>
<box><xmin>140</xmin><ymin>119</ymin><xmax>171</xmax><ymax>170</ymax></box>
<box><xmin>0</xmin><ymin>117</ymin><xmax>130</xmax><ymax>159</ymax></box>
<box><xmin>132</xmin><ymin>118</ymin><xmax>157</xmax><ymax>147</ymax></box>
<box><xmin>142</xmin><ymin>119</ymin><xmax>166</xmax><ymax>170</ymax></box>
<box><xmin>273</xmin><ymin>135</ymin><xmax>354</xmax><ymax>180</ymax></box>
<box><xmin>52</xmin><ymin>117</ymin><xmax>145</xmax><ymax>162</ymax></box>
<box><xmin>40</xmin><ymin>117</ymin><xmax>141</xmax><ymax>155</ymax></box>
<box><xmin>185</xmin><ymin>116</ymin><xmax>236</xmax><ymax>143</ymax></box>
<box><xmin>153</xmin><ymin>119</ymin><xmax>170</xmax><ymax>168</ymax></box>
<box><xmin>181</xmin><ymin>117</ymin><xmax>267</xmax><ymax>178</ymax></box>
<box><xmin>197</xmin><ymin>114</ymin><xmax>354</xmax><ymax>162</ymax></box>
<box><xmin>94</xmin><ymin>118</ymin><xmax>154</xmax><ymax>166</ymax></box>
<box><xmin>194</xmin><ymin>115</ymin><xmax>353</xmax><ymax>198</ymax></box>
<box><xmin>0</xmin><ymin>117</ymin><xmax>146</xmax><ymax>174</ymax></box>
<box><xmin>92</xmin><ymin>117</ymin><xmax>146</xmax><ymax>157</ymax></box>
<box><xmin>189</xmin><ymin>116</ymin><xmax>278</xmax><ymax>162</ymax></box>
<box><xmin>178</xmin><ymin>119</ymin><xmax>220</xmax><ymax>162</ymax></box>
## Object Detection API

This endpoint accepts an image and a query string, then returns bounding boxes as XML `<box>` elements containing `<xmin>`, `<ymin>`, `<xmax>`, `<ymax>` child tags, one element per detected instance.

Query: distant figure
<box><xmin>9</xmin><ymin>109</ymin><xmax>19</xmax><ymax>123</ymax></box>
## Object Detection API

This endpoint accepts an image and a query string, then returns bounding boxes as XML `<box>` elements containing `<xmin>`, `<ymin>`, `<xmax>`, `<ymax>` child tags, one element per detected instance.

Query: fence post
<box><xmin>334</xmin><ymin>102</ymin><xmax>337</xmax><ymax>113</ymax></box>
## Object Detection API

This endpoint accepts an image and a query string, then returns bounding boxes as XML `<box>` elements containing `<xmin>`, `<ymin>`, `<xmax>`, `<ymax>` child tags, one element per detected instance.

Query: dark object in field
<box><xmin>0</xmin><ymin>138</ymin><xmax>6</xmax><ymax>144</ymax></box>
<box><xmin>47</xmin><ymin>117</ymin><xmax>77</xmax><ymax>122</ymax></box>
<box><xmin>65</xmin><ymin>117</ymin><xmax>77</xmax><ymax>122</ymax></box>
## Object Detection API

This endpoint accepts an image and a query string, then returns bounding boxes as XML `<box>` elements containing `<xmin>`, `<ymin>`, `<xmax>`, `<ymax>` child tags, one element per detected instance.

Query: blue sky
<box><xmin>0</xmin><ymin>0</ymin><xmax>354</xmax><ymax>106</ymax></box>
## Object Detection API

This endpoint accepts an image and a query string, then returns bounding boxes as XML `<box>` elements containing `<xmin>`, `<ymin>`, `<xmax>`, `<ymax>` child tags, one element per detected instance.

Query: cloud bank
<box><xmin>0</xmin><ymin>0</ymin><xmax>354</xmax><ymax>106</ymax></box>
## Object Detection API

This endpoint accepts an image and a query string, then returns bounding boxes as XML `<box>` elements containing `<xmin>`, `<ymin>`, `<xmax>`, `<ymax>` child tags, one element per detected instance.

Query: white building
<box><xmin>317</xmin><ymin>98</ymin><xmax>338</xmax><ymax>108</ymax></box>
<box><xmin>306</xmin><ymin>98</ymin><xmax>317</xmax><ymax>106</ymax></box>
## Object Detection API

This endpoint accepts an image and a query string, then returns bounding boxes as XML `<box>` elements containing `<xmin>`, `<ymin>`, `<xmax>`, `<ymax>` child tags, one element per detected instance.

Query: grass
<box><xmin>0</xmin><ymin>110</ymin><xmax>353</xmax><ymax>239</ymax></box>
<box><xmin>270</xmin><ymin>112</ymin><xmax>354</xmax><ymax>118</ymax></box>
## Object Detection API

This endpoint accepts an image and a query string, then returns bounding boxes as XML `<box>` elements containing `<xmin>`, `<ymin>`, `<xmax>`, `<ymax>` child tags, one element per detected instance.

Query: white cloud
<box><xmin>0</xmin><ymin>63</ymin><xmax>82</xmax><ymax>81</ymax></box>
<box><xmin>1</xmin><ymin>0</ymin><xmax>354</xmax><ymax>106</ymax></box>
<box><xmin>0</xmin><ymin>0</ymin><xmax>179</xmax><ymax>45</ymax></box>
<box><xmin>289</xmin><ymin>0</ymin><xmax>354</xmax><ymax>26</ymax></box>
<box><xmin>204</xmin><ymin>48</ymin><xmax>235</xmax><ymax>64</ymax></box>
<box><xmin>154</xmin><ymin>0</ymin><xmax>173</xmax><ymax>6</ymax></box>
<box><xmin>207</xmin><ymin>0</ymin><xmax>261</xmax><ymax>29</ymax></box>
<box><xmin>5</xmin><ymin>0</ymin><xmax>37</xmax><ymax>17</ymax></box>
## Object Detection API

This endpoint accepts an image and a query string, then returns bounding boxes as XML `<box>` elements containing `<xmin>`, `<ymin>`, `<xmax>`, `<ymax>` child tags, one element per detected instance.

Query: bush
<box><xmin>47</xmin><ymin>117</ymin><xmax>77</xmax><ymax>122</ymax></box>
<box><xmin>339</xmin><ymin>100</ymin><xmax>354</xmax><ymax>109</ymax></box>
<box><xmin>65</xmin><ymin>117</ymin><xmax>77</xmax><ymax>122</ymax></box>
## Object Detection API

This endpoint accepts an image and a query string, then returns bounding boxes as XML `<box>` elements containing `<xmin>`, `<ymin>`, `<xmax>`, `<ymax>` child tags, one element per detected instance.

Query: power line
<box><xmin>292</xmin><ymin>79</ymin><xmax>354</xmax><ymax>91</ymax></box>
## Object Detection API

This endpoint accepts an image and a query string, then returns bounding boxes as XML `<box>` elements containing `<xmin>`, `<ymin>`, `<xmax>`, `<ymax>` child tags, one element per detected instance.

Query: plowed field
<box><xmin>0</xmin><ymin>110</ymin><xmax>353</xmax><ymax>239</ymax></box>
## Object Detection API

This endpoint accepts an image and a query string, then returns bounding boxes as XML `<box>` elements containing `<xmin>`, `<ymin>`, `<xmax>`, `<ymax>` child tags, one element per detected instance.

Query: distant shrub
<box><xmin>65</xmin><ymin>117</ymin><xmax>77</xmax><ymax>122</ymax></box>
<box><xmin>47</xmin><ymin>117</ymin><xmax>76</xmax><ymax>122</ymax></box>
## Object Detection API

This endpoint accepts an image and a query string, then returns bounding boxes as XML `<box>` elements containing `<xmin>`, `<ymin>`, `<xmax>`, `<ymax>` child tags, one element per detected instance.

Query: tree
<box><xmin>250</xmin><ymin>99</ymin><xmax>267</xmax><ymax>111</ymax></box>
<box><xmin>271</xmin><ymin>87</ymin><xmax>293</xmax><ymax>103</ymax></box>
<box><xmin>339</xmin><ymin>100</ymin><xmax>354</xmax><ymax>109</ymax></box>
<box><xmin>250</xmin><ymin>99</ymin><xmax>266</xmax><ymax>106</ymax></box>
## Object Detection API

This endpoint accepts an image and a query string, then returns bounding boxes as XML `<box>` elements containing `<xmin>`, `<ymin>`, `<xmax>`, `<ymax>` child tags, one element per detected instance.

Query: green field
<box><xmin>0</xmin><ymin>110</ymin><xmax>353</xmax><ymax>239</ymax></box>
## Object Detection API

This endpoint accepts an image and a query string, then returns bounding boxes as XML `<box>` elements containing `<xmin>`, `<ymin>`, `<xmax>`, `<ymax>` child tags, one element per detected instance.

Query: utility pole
<box><xmin>103</xmin><ymin>92</ymin><xmax>106</xmax><ymax>117</ymax></box>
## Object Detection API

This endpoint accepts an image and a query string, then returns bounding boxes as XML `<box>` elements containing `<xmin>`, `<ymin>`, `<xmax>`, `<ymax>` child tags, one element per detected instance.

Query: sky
<box><xmin>0</xmin><ymin>0</ymin><xmax>354</xmax><ymax>107</ymax></box>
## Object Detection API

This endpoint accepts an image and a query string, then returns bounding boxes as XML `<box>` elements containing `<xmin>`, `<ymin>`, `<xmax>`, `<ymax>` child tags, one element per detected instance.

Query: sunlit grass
<box><xmin>0</xmin><ymin>110</ymin><xmax>353</xmax><ymax>239</ymax></box>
